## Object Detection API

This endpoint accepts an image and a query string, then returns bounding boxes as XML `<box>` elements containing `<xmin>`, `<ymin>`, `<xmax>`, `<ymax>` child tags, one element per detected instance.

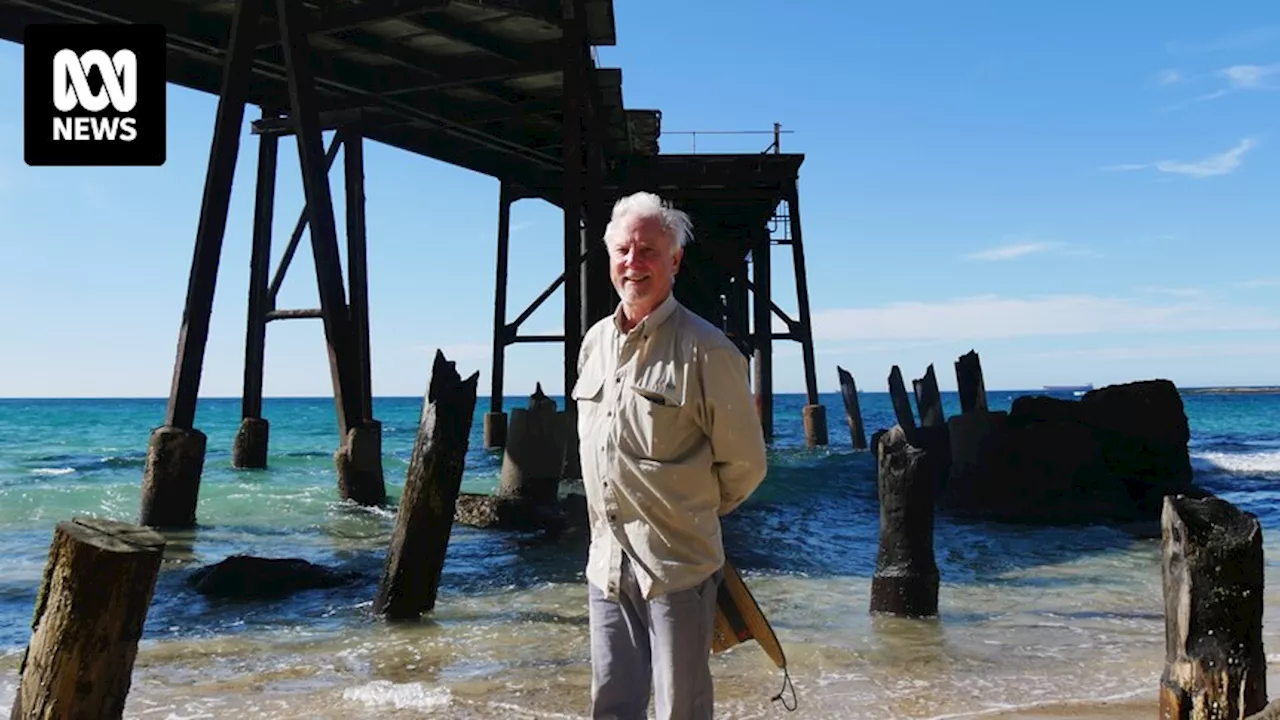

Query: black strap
<box><xmin>771</xmin><ymin>666</ymin><xmax>797</xmax><ymax>712</ymax></box>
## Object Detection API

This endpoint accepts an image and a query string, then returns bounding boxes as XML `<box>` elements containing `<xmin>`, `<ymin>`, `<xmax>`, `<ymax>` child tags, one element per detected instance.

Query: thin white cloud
<box><xmin>1108</xmin><ymin>137</ymin><xmax>1258</xmax><ymax>177</ymax></box>
<box><xmin>1156</xmin><ymin>137</ymin><xmax>1258</xmax><ymax>176</ymax></box>
<box><xmin>965</xmin><ymin>241</ymin><xmax>1057</xmax><ymax>262</ymax></box>
<box><xmin>810</xmin><ymin>294</ymin><xmax>1280</xmax><ymax>343</ymax></box>
<box><xmin>1158</xmin><ymin>62</ymin><xmax>1278</xmax><ymax>112</ymax></box>
<box><xmin>1156</xmin><ymin>69</ymin><xmax>1184</xmax><ymax>86</ymax></box>
<box><xmin>1222</xmin><ymin>63</ymin><xmax>1280</xmax><ymax>89</ymax></box>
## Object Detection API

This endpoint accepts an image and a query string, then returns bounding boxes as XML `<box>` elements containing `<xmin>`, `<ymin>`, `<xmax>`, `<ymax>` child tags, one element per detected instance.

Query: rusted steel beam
<box><xmin>561</xmin><ymin>0</ymin><xmax>586</xmax><ymax>425</ymax></box>
<box><xmin>506</xmin><ymin>250</ymin><xmax>588</xmax><ymax>337</ymax></box>
<box><xmin>490</xmin><ymin>183</ymin><xmax>514</xmax><ymax>414</ymax></box>
<box><xmin>241</xmin><ymin>111</ymin><xmax>278</xmax><ymax>423</ymax></box>
<box><xmin>277</xmin><ymin>0</ymin><xmax>362</xmax><ymax>438</ymax></box>
<box><xmin>251</xmin><ymin>108</ymin><xmax>363</xmax><ymax>135</ymax></box>
<box><xmin>162</xmin><ymin>0</ymin><xmax>263</xmax><ymax>431</ymax></box>
<box><xmin>266</xmin><ymin>132</ymin><xmax>343</xmax><ymax>306</ymax></box>
<box><xmin>344</xmin><ymin>123</ymin><xmax>374</xmax><ymax>423</ymax></box>
<box><xmin>752</xmin><ymin>225</ymin><xmax>773</xmax><ymax>440</ymax></box>
<box><xmin>785</xmin><ymin>180</ymin><xmax>820</xmax><ymax>407</ymax></box>
<box><xmin>265</xmin><ymin>308</ymin><xmax>325</xmax><ymax>321</ymax></box>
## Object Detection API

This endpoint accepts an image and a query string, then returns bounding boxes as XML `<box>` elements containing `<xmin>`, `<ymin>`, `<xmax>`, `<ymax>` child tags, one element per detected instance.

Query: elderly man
<box><xmin>571</xmin><ymin>191</ymin><xmax>769</xmax><ymax>720</ymax></box>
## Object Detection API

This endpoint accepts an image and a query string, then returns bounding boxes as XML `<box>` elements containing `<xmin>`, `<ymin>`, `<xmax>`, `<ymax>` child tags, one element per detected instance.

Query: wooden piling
<box><xmin>802</xmin><ymin>404</ymin><xmax>829</xmax><ymax>448</ymax></box>
<box><xmin>869</xmin><ymin>425</ymin><xmax>940</xmax><ymax>618</ymax></box>
<box><xmin>912</xmin><ymin>364</ymin><xmax>945</xmax><ymax>428</ymax></box>
<box><xmin>887</xmin><ymin>366</ymin><xmax>917</xmax><ymax>440</ymax></box>
<box><xmin>954</xmin><ymin>350</ymin><xmax>987</xmax><ymax>414</ymax></box>
<box><xmin>334</xmin><ymin>420</ymin><xmax>386</xmax><ymax>506</ymax></box>
<box><xmin>232</xmin><ymin>417</ymin><xmax>269</xmax><ymax>470</ymax></box>
<box><xmin>836</xmin><ymin>366</ymin><xmax>867</xmax><ymax>450</ymax></box>
<box><xmin>1159</xmin><ymin>494</ymin><xmax>1267</xmax><ymax>719</ymax></box>
<box><xmin>12</xmin><ymin>517</ymin><xmax>165</xmax><ymax>720</ymax></box>
<box><xmin>374</xmin><ymin>350</ymin><xmax>479</xmax><ymax>620</ymax></box>
<box><xmin>139</xmin><ymin>426</ymin><xmax>207</xmax><ymax>529</ymax></box>
<box><xmin>498</xmin><ymin>383</ymin><xmax>565</xmax><ymax>506</ymax></box>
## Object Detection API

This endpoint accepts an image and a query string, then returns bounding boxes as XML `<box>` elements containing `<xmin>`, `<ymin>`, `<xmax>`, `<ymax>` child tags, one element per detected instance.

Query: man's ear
<box><xmin>671</xmin><ymin>246</ymin><xmax>683</xmax><ymax>274</ymax></box>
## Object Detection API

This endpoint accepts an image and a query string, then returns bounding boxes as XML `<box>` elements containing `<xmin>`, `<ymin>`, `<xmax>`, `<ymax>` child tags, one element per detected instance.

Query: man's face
<box><xmin>608</xmin><ymin>215</ymin><xmax>682</xmax><ymax>313</ymax></box>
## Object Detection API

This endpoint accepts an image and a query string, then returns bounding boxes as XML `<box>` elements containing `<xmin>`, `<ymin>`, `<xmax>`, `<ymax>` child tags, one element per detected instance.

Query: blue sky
<box><xmin>1</xmin><ymin>1</ymin><xmax>1278</xmax><ymax>398</ymax></box>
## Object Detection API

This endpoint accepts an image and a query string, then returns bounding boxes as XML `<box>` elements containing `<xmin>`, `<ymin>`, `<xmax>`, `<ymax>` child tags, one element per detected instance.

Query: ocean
<box><xmin>2</xmin><ymin>388</ymin><xmax>1280</xmax><ymax>719</ymax></box>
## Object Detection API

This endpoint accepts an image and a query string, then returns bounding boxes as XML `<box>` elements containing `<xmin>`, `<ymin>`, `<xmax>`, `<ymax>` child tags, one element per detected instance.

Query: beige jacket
<box><xmin>573</xmin><ymin>292</ymin><xmax>769</xmax><ymax>601</ymax></box>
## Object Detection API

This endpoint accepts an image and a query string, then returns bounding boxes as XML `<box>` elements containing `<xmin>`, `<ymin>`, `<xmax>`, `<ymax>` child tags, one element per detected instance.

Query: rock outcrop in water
<box><xmin>940</xmin><ymin>378</ymin><xmax>1208</xmax><ymax>525</ymax></box>
<box><xmin>187</xmin><ymin>555</ymin><xmax>357</xmax><ymax>600</ymax></box>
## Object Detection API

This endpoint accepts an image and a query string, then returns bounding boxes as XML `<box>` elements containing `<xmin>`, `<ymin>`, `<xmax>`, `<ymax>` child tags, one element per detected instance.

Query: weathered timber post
<box><xmin>498</xmin><ymin>383</ymin><xmax>566</xmax><ymax>506</ymax></box>
<box><xmin>887</xmin><ymin>365</ymin><xmax>918</xmax><ymax>442</ymax></box>
<box><xmin>374</xmin><ymin>350</ymin><xmax>479</xmax><ymax>620</ymax></box>
<box><xmin>1159</xmin><ymin>494</ymin><xmax>1267</xmax><ymax>719</ymax></box>
<box><xmin>870</xmin><ymin>425</ymin><xmax>940</xmax><ymax>618</ymax></box>
<box><xmin>912</xmin><ymin>364</ymin><xmax>945</xmax><ymax>429</ymax></box>
<box><xmin>12</xmin><ymin>518</ymin><xmax>165</xmax><ymax>720</ymax></box>
<box><xmin>836</xmin><ymin>366</ymin><xmax>867</xmax><ymax>450</ymax></box>
<box><xmin>802</xmin><ymin>404</ymin><xmax>829</xmax><ymax>449</ymax></box>
<box><xmin>954</xmin><ymin>350</ymin><xmax>987</xmax><ymax>414</ymax></box>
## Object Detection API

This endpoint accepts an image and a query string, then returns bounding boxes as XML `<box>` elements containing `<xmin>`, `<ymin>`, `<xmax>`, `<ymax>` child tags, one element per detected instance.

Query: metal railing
<box><xmin>660</xmin><ymin>122</ymin><xmax>794</xmax><ymax>154</ymax></box>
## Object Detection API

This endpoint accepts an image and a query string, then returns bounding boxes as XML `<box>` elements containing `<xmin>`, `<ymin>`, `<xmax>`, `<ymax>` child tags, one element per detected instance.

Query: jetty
<box><xmin>0</xmin><ymin>0</ymin><xmax>827</xmax><ymax>529</ymax></box>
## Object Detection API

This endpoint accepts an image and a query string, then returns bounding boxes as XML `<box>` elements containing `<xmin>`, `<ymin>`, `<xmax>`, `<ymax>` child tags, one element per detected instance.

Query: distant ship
<box><xmin>1043</xmin><ymin>383</ymin><xmax>1093</xmax><ymax>397</ymax></box>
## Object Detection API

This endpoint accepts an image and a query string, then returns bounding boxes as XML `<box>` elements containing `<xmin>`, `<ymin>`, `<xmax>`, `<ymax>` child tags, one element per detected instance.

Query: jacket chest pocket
<box><xmin>623</xmin><ymin>367</ymin><xmax>693</xmax><ymax>460</ymax></box>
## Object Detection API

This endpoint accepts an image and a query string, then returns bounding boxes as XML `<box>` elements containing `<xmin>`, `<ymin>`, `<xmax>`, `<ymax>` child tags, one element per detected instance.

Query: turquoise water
<box><xmin>2</xmin><ymin>389</ymin><xmax>1280</xmax><ymax>718</ymax></box>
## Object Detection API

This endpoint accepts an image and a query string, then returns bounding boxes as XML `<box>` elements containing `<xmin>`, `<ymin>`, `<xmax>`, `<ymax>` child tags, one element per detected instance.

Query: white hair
<box><xmin>603</xmin><ymin>191</ymin><xmax>693</xmax><ymax>255</ymax></box>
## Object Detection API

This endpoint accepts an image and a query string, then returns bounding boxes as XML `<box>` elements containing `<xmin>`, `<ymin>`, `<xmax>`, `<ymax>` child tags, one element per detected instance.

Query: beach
<box><xmin>2</xmin><ymin>388</ymin><xmax>1280</xmax><ymax>719</ymax></box>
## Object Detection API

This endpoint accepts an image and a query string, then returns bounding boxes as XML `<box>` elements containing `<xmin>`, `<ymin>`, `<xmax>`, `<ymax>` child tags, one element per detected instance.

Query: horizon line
<box><xmin>2</xmin><ymin>384</ymin><xmax>1277</xmax><ymax>402</ymax></box>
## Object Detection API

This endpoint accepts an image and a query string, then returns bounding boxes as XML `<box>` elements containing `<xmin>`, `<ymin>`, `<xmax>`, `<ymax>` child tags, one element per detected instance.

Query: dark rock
<box><xmin>187</xmin><ymin>555</ymin><xmax>355</xmax><ymax>600</ymax></box>
<box><xmin>940</xmin><ymin>378</ymin><xmax>1206</xmax><ymax>525</ymax></box>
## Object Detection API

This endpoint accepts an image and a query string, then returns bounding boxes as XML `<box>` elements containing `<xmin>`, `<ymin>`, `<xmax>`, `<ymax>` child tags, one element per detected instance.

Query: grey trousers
<box><xmin>588</xmin><ymin>555</ymin><xmax>722</xmax><ymax>720</ymax></box>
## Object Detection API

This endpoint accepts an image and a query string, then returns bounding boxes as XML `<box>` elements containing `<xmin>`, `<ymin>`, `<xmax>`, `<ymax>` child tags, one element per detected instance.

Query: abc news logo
<box><xmin>25</xmin><ymin>24</ymin><xmax>165</xmax><ymax>167</ymax></box>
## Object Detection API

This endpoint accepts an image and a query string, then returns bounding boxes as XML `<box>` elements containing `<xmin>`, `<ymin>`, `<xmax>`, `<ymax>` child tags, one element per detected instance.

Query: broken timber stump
<box><xmin>870</xmin><ymin>425</ymin><xmax>940</xmax><ymax>618</ymax></box>
<box><xmin>12</xmin><ymin>517</ymin><xmax>166</xmax><ymax>720</ymax></box>
<box><xmin>1159</xmin><ymin>494</ymin><xmax>1267</xmax><ymax>720</ymax></box>
<box><xmin>954</xmin><ymin>350</ymin><xmax>988</xmax><ymax>414</ymax></box>
<box><xmin>912</xmin><ymin>364</ymin><xmax>945</xmax><ymax>429</ymax></box>
<box><xmin>887</xmin><ymin>365</ymin><xmax>918</xmax><ymax>443</ymax></box>
<box><xmin>374</xmin><ymin>350</ymin><xmax>479</xmax><ymax>620</ymax></box>
<box><xmin>836</xmin><ymin>366</ymin><xmax>867</xmax><ymax>450</ymax></box>
<box><xmin>497</xmin><ymin>383</ymin><xmax>565</xmax><ymax>506</ymax></box>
